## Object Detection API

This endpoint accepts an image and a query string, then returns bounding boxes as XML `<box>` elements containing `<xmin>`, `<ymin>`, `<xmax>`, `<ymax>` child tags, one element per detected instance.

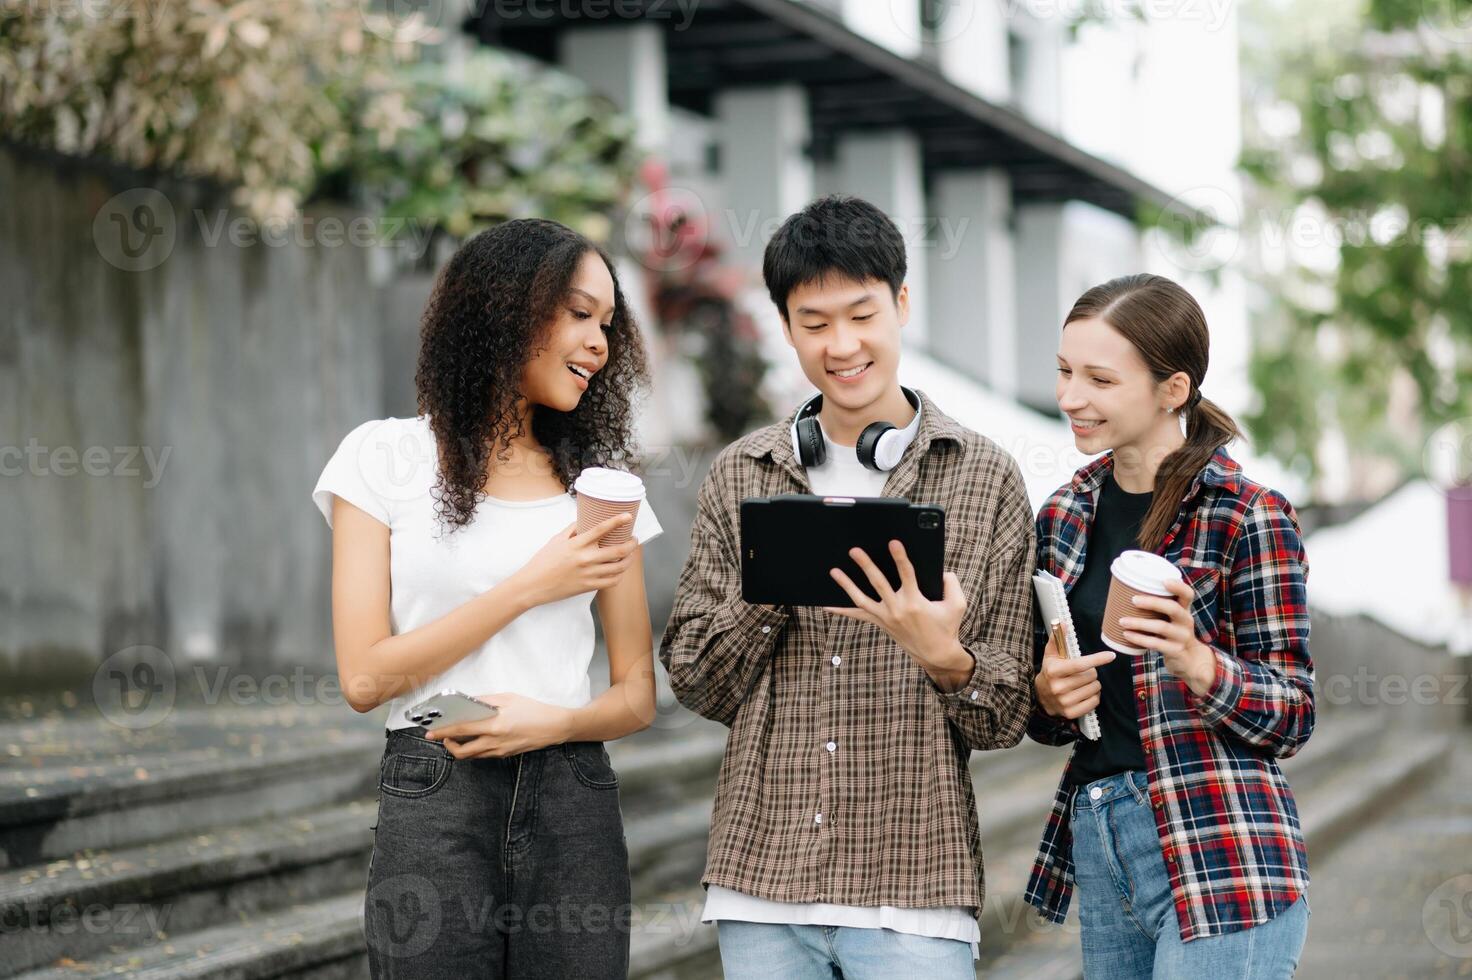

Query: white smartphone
<box><xmin>404</xmin><ymin>690</ymin><xmax>499</xmax><ymax>731</ymax></box>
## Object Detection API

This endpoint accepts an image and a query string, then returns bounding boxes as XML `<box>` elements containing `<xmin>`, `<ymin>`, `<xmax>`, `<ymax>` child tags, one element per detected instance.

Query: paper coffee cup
<box><xmin>573</xmin><ymin>467</ymin><xmax>644</xmax><ymax>546</ymax></box>
<box><xmin>1101</xmin><ymin>550</ymin><xmax>1183</xmax><ymax>655</ymax></box>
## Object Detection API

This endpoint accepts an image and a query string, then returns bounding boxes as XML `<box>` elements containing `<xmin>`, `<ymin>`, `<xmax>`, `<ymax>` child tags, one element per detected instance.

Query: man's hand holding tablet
<box><xmin>825</xmin><ymin>540</ymin><xmax>975</xmax><ymax>693</ymax></box>
<box><xmin>738</xmin><ymin>494</ymin><xmax>974</xmax><ymax>693</ymax></box>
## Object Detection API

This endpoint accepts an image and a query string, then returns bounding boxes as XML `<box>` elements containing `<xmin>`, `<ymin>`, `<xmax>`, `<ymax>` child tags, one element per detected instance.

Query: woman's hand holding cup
<box><xmin>514</xmin><ymin>515</ymin><xmax>638</xmax><ymax>607</ymax></box>
<box><xmin>1118</xmin><ymin>577</ymin><xmax>1217</xmax><ymax>697</ymax></box>
<box><xmin>1035</xmin><ymin>635</ymin><xmax>1116</xmax><ymax>720</ymax></box>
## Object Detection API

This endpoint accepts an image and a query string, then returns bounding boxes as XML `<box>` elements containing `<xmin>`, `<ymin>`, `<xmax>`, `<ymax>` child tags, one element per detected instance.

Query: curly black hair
<box><xmin>415</xmin><ymin>219</ymin><xmax>649</xmax><ymax>530</ymax></box>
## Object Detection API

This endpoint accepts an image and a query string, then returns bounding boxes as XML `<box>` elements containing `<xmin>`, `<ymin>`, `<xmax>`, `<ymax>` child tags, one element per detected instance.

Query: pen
<box><xmin>1049</xmin><ymin>618</ymin><xmax>1069</xmax><ymax>657</ymax></box>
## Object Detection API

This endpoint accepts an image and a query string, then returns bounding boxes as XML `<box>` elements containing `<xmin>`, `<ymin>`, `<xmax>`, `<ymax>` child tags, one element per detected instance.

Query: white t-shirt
<box><xmin>701</xmin><ymin>403</ymin><xmax>980</xmax><ymax>959</ymax></box>
<box><xmin>311</xmin><ymin>416</ymin><xmax>662</xmax><ymax>731</ymax></box>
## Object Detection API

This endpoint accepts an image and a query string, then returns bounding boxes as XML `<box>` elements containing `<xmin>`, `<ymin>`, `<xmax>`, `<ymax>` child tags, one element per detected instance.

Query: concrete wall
<box><xmin>0</xmin><ymin>144</ymin><xmax>385</xmax><ymax>687</ymax></box>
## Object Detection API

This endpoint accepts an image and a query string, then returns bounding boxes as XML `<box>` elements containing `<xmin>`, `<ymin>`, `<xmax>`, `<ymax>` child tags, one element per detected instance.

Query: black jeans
<box><xmin>364</xmin><ymin>727</ymin><xmax>632</xmax><ymax>979</ymax></box>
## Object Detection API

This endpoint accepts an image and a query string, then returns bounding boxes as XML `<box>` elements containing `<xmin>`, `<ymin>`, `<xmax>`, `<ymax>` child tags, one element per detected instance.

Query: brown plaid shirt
<box><xmin>659</xmin><ymin>389</ymin><xmax>1036</xmax><ymax>921</ymax></box>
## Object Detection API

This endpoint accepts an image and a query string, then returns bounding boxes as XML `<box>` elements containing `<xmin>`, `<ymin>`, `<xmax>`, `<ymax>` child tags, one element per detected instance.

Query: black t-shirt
<box><xmin>1065</xmin><ymin>471</ymin><xmax>1155</xmax><ymax>786</ymax></box>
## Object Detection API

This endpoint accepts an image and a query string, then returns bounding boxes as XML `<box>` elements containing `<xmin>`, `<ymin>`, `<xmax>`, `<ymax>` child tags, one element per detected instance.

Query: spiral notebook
<box><xmin>1032</xmin><ymin>569</ymin><xmax>1102</xmax><ymax>741</ymax></box>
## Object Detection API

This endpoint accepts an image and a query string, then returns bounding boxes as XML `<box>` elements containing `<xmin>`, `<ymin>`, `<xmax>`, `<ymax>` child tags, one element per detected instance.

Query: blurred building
<box><xmin>465</xmin><ymin>0</ymin><xmax>1254</xmax><ymax>465</ymax></box>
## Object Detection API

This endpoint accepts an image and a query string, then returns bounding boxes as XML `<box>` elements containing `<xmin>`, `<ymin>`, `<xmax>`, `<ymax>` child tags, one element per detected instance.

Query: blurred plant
<box><xmin>325</xmin><ymin>50</ymin><xmax>639</xmax><ymax>253</ymax></box>
<box><xmin>635</xmin><ymin>159</ymin><xmax>773</xmax><ymax>442</ymax></box>
<box><xmin>1237</xmin><ymin>0</ymin><xmax>1472</xmax><ymax>491</ymax></box>
<box><xmin>0</xmin><ymin>1</ymin><xmax>638</xmax><ymax>246</ymax></box>
<box><xmin>0</xmin><ymin>0</ymin><xmax>419</xmax><ymax>221</ymax></box>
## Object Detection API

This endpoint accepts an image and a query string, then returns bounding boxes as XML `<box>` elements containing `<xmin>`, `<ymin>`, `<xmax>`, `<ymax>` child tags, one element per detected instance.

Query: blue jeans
<box><xmin>716</xmin><ymin>920</ymin><xmax>974</xmax><ymax>979</ymax></box>
<box><xmin>1070</xmin><ymin>770</ymin><xmax>1310</xmax><ymax>979</ymax></box>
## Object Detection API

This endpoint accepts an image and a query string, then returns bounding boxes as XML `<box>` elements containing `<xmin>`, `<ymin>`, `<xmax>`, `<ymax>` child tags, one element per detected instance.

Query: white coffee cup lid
<box><xmin>573</xmin><ymin>466</ymin><xmax>645</xmax><ymax>502</ymax></box>
<box><xmin>1110</xmin><ymin>550</ymin><xmax>1182</xmax><ymax>594</ymax></box>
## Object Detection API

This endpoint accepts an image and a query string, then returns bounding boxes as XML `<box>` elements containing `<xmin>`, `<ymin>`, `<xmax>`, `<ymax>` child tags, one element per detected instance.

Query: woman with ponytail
<box><xmin>1024</xmin><ymin>274</ymin><xmax>1314</xmax><ymax>977</ymax></box>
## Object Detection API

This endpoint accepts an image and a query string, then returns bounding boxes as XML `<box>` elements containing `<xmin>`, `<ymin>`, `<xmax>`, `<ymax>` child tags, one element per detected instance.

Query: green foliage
<box><xmin>1240</xmin><ymin>0</ymin><xmax>1472</xmax><ymax>486</ymax></box>
<box><xmin>326</xmin><ymin>53</ymin><xmax>639</xmax><ymax>247</ymax></box>
<box><xmin>0</xmin><ymin>1</ymin><xmax>639</xmax><ymax>244</ymax></box>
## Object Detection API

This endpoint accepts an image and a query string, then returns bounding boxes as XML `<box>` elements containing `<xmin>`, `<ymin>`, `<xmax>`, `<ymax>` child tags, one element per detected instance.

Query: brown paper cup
<box><xmin>1101</xmin><ymin>549</ymin><xmax>1182</xmax><ymax>655</ymax></box>
<box><xmin>1101</xmin><ymin>578</ymin><xmax>1172</xmax><ymax>654</ymax></box>
<box><xmin>576</xmin><ymin>494</ymin><xmax>642</xmax><ymax>546</ymax></box>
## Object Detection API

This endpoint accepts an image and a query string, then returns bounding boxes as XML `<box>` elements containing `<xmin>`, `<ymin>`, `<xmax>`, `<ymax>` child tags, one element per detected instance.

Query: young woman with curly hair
<box><xmin>311</xmin><ymin>218</ymin><xmax>663</xmax><ymax>979</ymax></box>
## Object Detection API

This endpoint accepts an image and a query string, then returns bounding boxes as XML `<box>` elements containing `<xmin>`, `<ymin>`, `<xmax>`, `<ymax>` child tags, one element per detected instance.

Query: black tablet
<box><xmin>740</xmin><ymin>494</ymin><xmax>946</xmax><ymax>607</ymax></box>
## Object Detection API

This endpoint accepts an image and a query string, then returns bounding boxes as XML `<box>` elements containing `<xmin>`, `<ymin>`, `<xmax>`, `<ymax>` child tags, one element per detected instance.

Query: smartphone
<box><xmin>404</xmin><ymin>690</ymin><xmax>499</xmax><ymax>731</ymax></box>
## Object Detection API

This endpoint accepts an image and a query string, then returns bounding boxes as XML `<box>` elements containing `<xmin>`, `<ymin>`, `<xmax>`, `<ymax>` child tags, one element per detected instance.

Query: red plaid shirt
<box><xmin>1024</xmin><ymin>447</ymin><xmax>1314</xmax><ymax>941</ymax></box>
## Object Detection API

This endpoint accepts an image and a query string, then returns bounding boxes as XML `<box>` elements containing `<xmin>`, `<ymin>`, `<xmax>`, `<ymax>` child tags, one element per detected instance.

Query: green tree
<box><xmin>1239</xmin><ymin>0</ymin><xmax>1472</xmax><ymax>493</ymax></box>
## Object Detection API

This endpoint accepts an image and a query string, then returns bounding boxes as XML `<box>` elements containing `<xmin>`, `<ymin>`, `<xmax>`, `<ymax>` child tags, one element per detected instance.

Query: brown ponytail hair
<box><xmin>1063</xmin><ymin>273</ymin><xmax>1241</xmax><ymax>552</ymax></box>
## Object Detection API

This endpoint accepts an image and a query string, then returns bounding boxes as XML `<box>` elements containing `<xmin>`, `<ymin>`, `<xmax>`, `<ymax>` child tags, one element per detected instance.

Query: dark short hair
<box><xmin>762</xmin><ymin>195</ymin><xmax>907</xmax><ymax>320</ymax></box>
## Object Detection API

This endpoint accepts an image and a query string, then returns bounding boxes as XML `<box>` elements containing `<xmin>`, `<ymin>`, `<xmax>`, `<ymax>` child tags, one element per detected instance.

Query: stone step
<box><xmin>978</xmin><ymin>716</ymin><xmax>1450</xmax><ymax>979</ymax></box>
<box><xmin>8</xmin><ymin>708</ymin><xmax>1414</xmax><ymax>980</ymax></box>
<box><xmin>10</xmin><ymin>891</ymin><xmax>367</xmax><ymax>980</ymax></box>
<box><xmin>628</xmin><ymin>883</ymin><xmax>718</xmax><ymax>979</ymax></box>
<box><xmin>0</xmin><ymin>720</ymin><xmax>730</xmax><ymax>977</ymax></box>
<box><xmin>0</xmin><ymin>801</ymin><xmax>376</xmax><ymax>975</ymax></box>
<box><xmin>0</xmin><ymin>735</ymin><xmax>1060</xmax><ymax>978</ymax></box>
<box><xmin>0</xmin><ymin>732</ymin><xmax>384</xmax><ymax>871</ymax></box>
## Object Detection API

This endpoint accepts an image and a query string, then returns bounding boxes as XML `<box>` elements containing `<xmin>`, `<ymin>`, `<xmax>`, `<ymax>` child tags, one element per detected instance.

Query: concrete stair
<box><xmin>1</xmin><ymin>702</ymin><xmax>1449</xmax><ymax>980</ymax></box>
<box><xmin>979</xmin><ymin>711</ymin><xmax>1455</xmax><ymax>979</ymax></box>
<box><xmin>0</xmin><ymin>707</ymin><xmax>728</xmax><ymax>979</ymax></box>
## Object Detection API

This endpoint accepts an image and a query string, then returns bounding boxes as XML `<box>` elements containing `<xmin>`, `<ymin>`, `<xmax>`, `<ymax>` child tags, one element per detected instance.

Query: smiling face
<box><xmin>782</xmin><ymin>274</ymin><xmax>909</xmax><ymax>414</ymax></box>
<box><xmin>519</xmin><ymin>250</ymin><xmax>615</xmax><ymax>413</ymax></box>
<box><xmin>1056</xmin><ymin>315</ymin><xmax>1190</xmax><ymax>458</ymax></box>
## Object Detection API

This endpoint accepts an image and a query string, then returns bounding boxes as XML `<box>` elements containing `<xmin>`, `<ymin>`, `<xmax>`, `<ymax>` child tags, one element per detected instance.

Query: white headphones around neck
<box><xmin>790</xmin><ymin>386</ymin><xmax>921</xmax><ymax>472</ymax></box>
